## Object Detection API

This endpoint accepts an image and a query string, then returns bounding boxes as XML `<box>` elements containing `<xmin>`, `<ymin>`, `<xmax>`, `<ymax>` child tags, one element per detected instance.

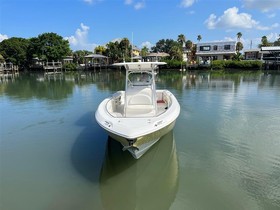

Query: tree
<box><xmin>94</xmin><ymin>45</ymin><xmax>106</xmax><ymax>55</ymax></box>
<box><xmin>151</xmin><ymin>39</ymin><xmax>179</xmax><ymax>54</ymax></box>
<box><xmin>258</xmin><ymin>36</ymin><xmax>272</xmax><ymax>48</ymax></box>
<box><xmin>140</xmin><ymin>46</ymin><xmax>149</xmax><ymax>57</ymax></box>
<box><xmin>232</xmin><ymin>52</ymin><xmax>243</xmax><ymax>61</ymax></box>
<box><xmin>105</xmin><ymin>41</ymin><xmax>121</xmax><ymax>62</ymax></box>
<box><xmin>197</xmin><ymin>35</ymin><xmax>202</xmax><ymax>43</ymax></box>
<box><xmin>273</xmin><ymin>34</ymin><xmax>280</xmax><ymax>46</ymax></box>
<box><xmin>151</xmin><ymin>38</ymin><xmax>182</xmax><ymax>61</ymax></box>
<box><xmin>237</xmin><ymin>32</ymin><xmax>242</xmax><ymax>42</ymax></box>
<box><xmin>185</xmin><ymin>40</ymin><xmax>193</xmax><ymax>50</ymax></box>
<box><xmin>119</xmin><ymin>38</ymin><xmax>131</xmax><ymax>61</ymax></box>
<box><xmin>0</xmin><ymin>37</ymin><xmax>30</xmax><ymax>67</ymax></box>
<box><xmin>169</xmin><ymin>45</ymin><xmax>183</xmax><ymax>60</ymax></box>
<box><xmin>151</xmin><ymin>39</ymin><xmax>166</xmax><ymax>53</ymax></box>
<box><xmin>28</xmin><ymin>32</ymin><xmax>71</xmax><ymax>62</ymax></box>
<box><xmin>0</xmin><ymin>54</ymin><xmax>5</xmax><ymax>63</ymax></box>
<box><xmin>177</xmin><ymin>34</ymin><xmax>186</xmax><ymax>48</ymax></box>
<box><xmin>73</xmin><ymin>50</ymin><xmax>92</xmax><ymax>64</ymax></box>
<box><xmin>236</xmin><ymin>32</ymin><xmax>243</xmax><ymax>53</ymax></box>
<box><xmin>236</xmin><ymin>42</ymin><xmax>244</xmax><ymax>52</ymax></box>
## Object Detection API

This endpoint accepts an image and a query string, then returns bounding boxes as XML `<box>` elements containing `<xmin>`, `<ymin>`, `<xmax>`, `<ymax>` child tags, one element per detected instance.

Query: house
<box><xmin>62</xmin><ymin>56</ymin><xmax>73</xmax><ymax>64</ymax></box>
<box><xmin>261</xmin><ymin>46</ymin><xmax>280</xmax><ymax>61</ymax></box>
<box><xmin>196</xmin><ymin>41</ymin><xmax>237</xmax><ymax>64</ymax></box>
<box><xmin>261</xmin><ymin>46</ymin><xmax>280</xmax><ymax>69</ymax></box>
<box><xmin>132</xmin><ymin>46</ymin><xmax>141</xmax><ymax>57</ymax></box>
<box><xmin>243</xmin><ymin>49</ymin><xmax>262</xmax><ymax>60</ymax></box>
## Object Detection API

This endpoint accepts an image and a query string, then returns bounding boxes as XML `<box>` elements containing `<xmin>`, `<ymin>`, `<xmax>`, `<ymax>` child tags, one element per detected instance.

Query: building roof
<box><xmin>146</xmin><ymin>52</ymin><xmax>170</xmax><ymax>57</ymax></box>
<box><xmin>196</xmin><ymin>52</ymin><xmax>236</xmax><ymax>56</ymax></box>
<box><xmin>196</xmin><ymin>41</ymin><xmax>236</xmax><ymax>46</ymax></box>
<box><xmin>261</xmin><ymin>46</ymin><xmax>280</xmax><ymax>52</ymax></box>
<box><xmin>84</xmin><ymin>54</ymin><xmax>108</xmax><ymax>58</ymax></box>
<box><xmin>132</xmin><ymin>56</ymin><xmax>142</xmax><ymax>59</ymax></box>
<box><xmin>243</xmin><ymin>49</ymin><xmax>260</xmax><ymax>53</ymax></box>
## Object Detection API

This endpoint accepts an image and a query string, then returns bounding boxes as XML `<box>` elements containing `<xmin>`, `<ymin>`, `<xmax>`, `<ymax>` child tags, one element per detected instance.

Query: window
<box><xmin>199</xmin><ymin>46</ymin><xmax>211</xmax><ymax>51</ymax></box>
<box><xmin>213</xmin><ymin>45</ymin><xmax>218</xmax><ymax>50</ymax></box>
<box><xmin>224</xmin><ymin>45</ymin><xmax>231</xmax><ymax>50</ymax></box>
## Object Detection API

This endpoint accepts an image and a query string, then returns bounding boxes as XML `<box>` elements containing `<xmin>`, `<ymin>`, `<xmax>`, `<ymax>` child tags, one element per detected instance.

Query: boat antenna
<box><xmin>131</xmin><ymin>32</ymin><xmax>133</xmax><ymax>62</ymax></box>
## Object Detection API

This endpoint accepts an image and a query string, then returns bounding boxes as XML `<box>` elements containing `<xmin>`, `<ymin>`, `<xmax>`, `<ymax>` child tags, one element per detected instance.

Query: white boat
<box><xmin>95</xmin><ymin>62</ymin><xmax>180</xmax><ymax>159</ymax></box>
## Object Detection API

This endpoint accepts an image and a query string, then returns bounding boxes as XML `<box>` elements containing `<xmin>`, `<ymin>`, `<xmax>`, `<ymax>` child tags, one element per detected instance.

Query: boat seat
<box><xmin>128</xmin><ymin>94</ymin><xmax>152</xmax><ymax>105</ymax></box>
<box><xmin>125</xmin><ymin>104</ymin><xmax>155</xmax><ymax>117</ymax></box>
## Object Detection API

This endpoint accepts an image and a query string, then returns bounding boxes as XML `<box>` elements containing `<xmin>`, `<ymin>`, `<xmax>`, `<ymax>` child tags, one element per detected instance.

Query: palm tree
<box><xmin>237</xmin><ymin>32</ymin><xmax>242</xmax><ymax>42</ymax></box>
<box><xmin>259</xmin><ymin>36</ymin><xmax>271</xmax><ymax>47</ymax></box>
<box><xmin>169</xmin><ymin>45</ymin><xmax>182</xmax><ymax>60</ymax></box>
<box><xmin>185</xmin><ymin>40</ymin><xmax>193</xmax><ymax>50</ymax></box>
<box><xmin>236</xmin><ymin>42</ymin><xmax>244</xmax><ymax>53</ymax></box>
<box><xmin>94</xmin><ymin>45</ymin><xmax>106</xmax><ymax>55</ymax></box>
<box><xmin>236</xmin><ymin>32</ymin><xmax>243</xmax><ymax>53</ymax></box>
<box><xmin>119</xmin><ymin>38</ymin><xmax>131</xmax><ymax>60</ymax></box>
<box><xmin>140</xmin><ymin>46</ymin><xmax>149</xmax><ymax>57</ymax></box>
<box><xmin>177</xmin><ymin>34</ymin><xmax>186</xmax><ymax>48</ymax></box>
<box><xmin>197</xmin><ymin>35</ymin><xmax>202</xmax><ymax>43</ymax></box>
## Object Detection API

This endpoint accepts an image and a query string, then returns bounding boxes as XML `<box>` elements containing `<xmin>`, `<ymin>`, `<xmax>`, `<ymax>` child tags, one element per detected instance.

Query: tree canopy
<box><xmin>105</xmin><ymin>38</ymin><xmax>132</xmax><ymax>62</ymax></box>
<box><xmin>28</xmin><ymin>32</ymin><xmax>71</xmax><ymax>62</ymax></box>
<box><xmin>151</xmin><ymin>38</ymin><xmax>183</xmax><ymax>60</ymax></box>
<box><xmin>0</xmin><ymin>37</ymin><xmax>30</xmax><ymax>66</ymax></box>
<box><xmin>0</xmin><ymin>33</ymin><xmax>71</xmax><ymax>69</ymax></box>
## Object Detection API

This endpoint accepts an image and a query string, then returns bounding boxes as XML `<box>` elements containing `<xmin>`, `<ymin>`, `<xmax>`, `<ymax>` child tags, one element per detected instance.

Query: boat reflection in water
<box><xmin>99</xmin><ymin>131</ymin><xmax>178</xmax><ymax>210</ymax></box>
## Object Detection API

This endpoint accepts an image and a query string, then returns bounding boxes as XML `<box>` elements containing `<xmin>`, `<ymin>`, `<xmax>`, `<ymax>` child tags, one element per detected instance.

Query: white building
<box><xmin>243</xmin><ymin>49</ymin><xmax>262</xmax><ymax>60</ymax></box>
<box><xmin>196</xmin><ymin>41</ymin><xmax>237</xmax><ymax>64</ymax></box>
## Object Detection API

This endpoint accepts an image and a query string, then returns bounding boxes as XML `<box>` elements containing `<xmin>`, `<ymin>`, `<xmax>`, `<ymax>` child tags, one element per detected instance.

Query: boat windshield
<box><xmin>128</xmin><ymin>72</ymin><xmax>152</xmax><ymax>86</ymax></box>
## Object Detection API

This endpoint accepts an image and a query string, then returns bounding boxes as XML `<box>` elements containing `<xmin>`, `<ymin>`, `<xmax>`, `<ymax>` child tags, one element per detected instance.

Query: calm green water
<box><xmin>0</xmin><ymin>71</ymin><xmax>280</xmax><ymax>210</ymax></box>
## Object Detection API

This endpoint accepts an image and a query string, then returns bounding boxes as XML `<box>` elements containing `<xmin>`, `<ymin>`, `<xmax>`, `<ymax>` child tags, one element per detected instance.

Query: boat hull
<box><xmin>106</xmin><ymin>120</ymin><xmax>176</xmax><ymax>159</ymax></box>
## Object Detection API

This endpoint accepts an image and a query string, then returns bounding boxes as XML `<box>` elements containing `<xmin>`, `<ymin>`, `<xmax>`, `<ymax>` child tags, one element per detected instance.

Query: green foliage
<box><xmin>73</xmin><ymin>50</ymin><xmax>92</xmax><ymax>64</ymax></box>
<box><xmin>211</xmin><ymin>60</ymin><xmax>225</xmax><ymax>69</ymax></box>
<box><xmin>29</xmin><ymin>32</ymin><xmax>71</xmax><ymax>62</ymax></box>
<box><xmin>211</xmin><ymin>60</ymin><xmax>263</xmax><ymax>70</ymax></box>
<box><xmin>94</xmin><ymin>45</ymin><xmax>106</xmax><ymax>55</ymax></box>
<box><xmin>140</xmin><ymin>46</ymin><xmax>149</xmax><ymax>56</ymax></box>
<box><xmin>236</xmin><ymin>42</ymin><xmax>243</xmax><ymax>52</ymax></box>
<box><xmin>258</xmin><ymin>36</ymin><xmax>273</xmax><ymax>48</ymax></box>
<box><xmin>0</xmin><ymin>33</ymin><xmax>71</xmax><ymax>69</ymax></box>
<box><xmin>63</xmin><ymin>62</ymin><xmax>77</xmax><ymax>71</ymax></box>
<box><xmin>105</xmin><ymin>38</ymin><xmax>131</xmax><ymax>62</ymax></box>
<box><xmin>162</xmin><ymin>58</ymin><xmax>186</xmax><ymax>68</ymax></box>
<box><xmin>185</xmin><ymin>40</ymin><xmax>193</xmax><ymax>50</ymax></box>
<box><xmin>0</xmin><ymin>54</ymin><xmax>5</xmax><ymax>63</ymax></box>
<box><xmin>0</xmin><ymin>37</ymin><xmax>30</xmax><ymax>66</ymax></box>
<box><xmin>152</xmin><ymin>39</ymin><xmax>178</xmax><ymax>53</ymax></box>
<box><xmin>232</xmin><ymin>52</ymin><xmax>243</xmax><ymax>61</ymax></box>
<box><xmin>151</xmin><ymin>38</ymin><xmax>183</xmax><ymax>61</ymax></box>
<box><xmin>177</xmin><ymin>34</ymin><xmax>186</xmax><ymax>47</ymax></box>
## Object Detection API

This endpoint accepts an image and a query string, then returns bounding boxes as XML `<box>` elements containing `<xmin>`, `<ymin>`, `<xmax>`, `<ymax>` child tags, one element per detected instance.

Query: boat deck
<box><xmin>111</xmin><ymin>101</ymin><xmax>168</xmax><ymax>118</ymax></box>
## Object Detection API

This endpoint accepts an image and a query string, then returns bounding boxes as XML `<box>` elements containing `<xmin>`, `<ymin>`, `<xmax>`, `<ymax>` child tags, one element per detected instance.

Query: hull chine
<box><xmin>106</xmin><ymin>120</ymin><xmax>176</xmax><ymax>159</ymax></box>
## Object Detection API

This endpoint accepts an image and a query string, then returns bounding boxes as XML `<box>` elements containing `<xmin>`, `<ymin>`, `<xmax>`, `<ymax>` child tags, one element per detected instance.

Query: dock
<box><xmin>0</xmin><ymin>63</ymin><xmax>19</xmax><ymax>81</ymax></box>
<box><xmin>43</xmin><ymin>61</ymin><xmax>62</xmax><ymax>74</ymax></box>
